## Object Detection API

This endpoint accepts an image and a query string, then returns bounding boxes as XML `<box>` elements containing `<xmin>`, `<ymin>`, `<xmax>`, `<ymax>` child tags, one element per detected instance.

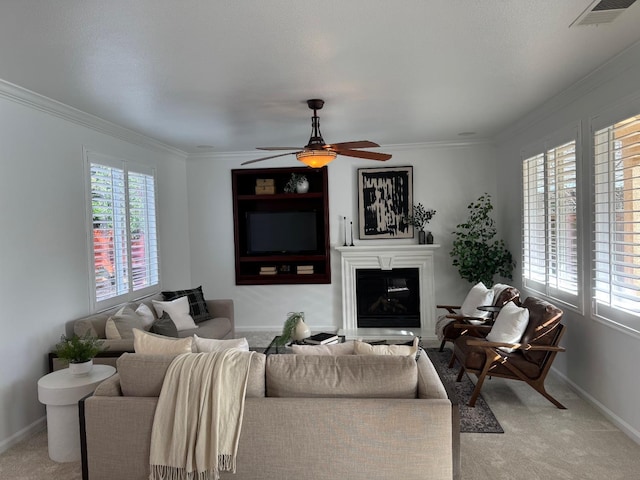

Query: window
<box><xmin>593</xmin><ymin>114</ymin><xmax>640</xmax><ymax>323</ymax></box>
<box><xmin>522</xmin><ymin>140</ymin><xmax>579</xmax><ymax>305</ymax></box>
<box><xmin>87</xmin><ymin>151</ymin><xmax>159</xmax><ymax>309</ymax></box>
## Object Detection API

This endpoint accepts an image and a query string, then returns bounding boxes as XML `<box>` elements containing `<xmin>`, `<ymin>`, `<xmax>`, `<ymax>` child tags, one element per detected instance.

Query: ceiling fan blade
<box><xmin>241</xmin><ymin>152</ymin><xmax>300</xmax><ymax>166</ymax></box>
<box><xmin>337</xmin><ymin>149</ymin><xmax>392</xmax><ymax>161</ymax></box>
<box><xmin>256</xmin><ymin>147</ymin><xmax>303</xmax><ymax>151</ymax></box>
<box><xmin>328</xmin><ymin>140</ymin><xmax>380</xmax><ymax>150</ymax></box>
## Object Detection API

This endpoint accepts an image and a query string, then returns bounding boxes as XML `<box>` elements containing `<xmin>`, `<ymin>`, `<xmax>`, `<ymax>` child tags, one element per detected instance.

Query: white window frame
<box><xmin>521</xmin><ymin>126</ymin><xmax>581</xmax><ymax>309</ymax></box>
<box><xmin>84</xmin><ymin>148</ymin><xmax>160</xmax><ymax>311</ymax></box>
<box><xmin>591</xmin><ymin>105</ymin><xmax>640</xmax><ymax>335</ymax></box>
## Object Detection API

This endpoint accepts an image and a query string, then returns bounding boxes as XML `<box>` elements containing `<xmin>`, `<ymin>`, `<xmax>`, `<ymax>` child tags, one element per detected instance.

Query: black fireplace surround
<box><xmin>355</xmin><ymin>268</ymin><xmax>420</xmax><ymax>328</ymax></box>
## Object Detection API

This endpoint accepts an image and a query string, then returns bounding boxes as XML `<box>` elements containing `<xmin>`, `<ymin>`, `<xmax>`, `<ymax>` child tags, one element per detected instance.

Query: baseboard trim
<box><xmin>552</xmin><ymin>367</ymin><xmax>640</xmax><ymax>445</ymax></box>
<box><xmin>0</xmin><ymin>417</ymin><xmax>46</xmax><ymax>454</ymax></box>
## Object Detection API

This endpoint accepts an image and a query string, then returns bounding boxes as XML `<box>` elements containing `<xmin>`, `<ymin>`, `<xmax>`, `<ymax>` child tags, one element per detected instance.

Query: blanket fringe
<box><xmin>150</xmin><ymin>463</ymin><xmax>232</xmax><ymax>480</ymax></box>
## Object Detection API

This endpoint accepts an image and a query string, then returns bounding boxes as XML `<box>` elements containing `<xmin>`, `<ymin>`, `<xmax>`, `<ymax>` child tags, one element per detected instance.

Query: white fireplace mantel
<box><xmin>335</xmin><ymin>244</ymin><xmax>440</xmax><ymax>340</ymax></box>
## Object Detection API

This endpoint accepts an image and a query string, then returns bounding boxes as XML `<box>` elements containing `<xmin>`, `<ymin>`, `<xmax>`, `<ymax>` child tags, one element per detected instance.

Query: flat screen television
<box><xmin>246</xmin><ymin>211</ymin><xmax>318</xmax><ymax>254</ymax></box>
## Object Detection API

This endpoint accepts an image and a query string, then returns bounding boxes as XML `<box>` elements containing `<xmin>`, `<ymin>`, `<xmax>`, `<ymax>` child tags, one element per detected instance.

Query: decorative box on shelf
<box><xmin>255</xmin><ymin>178</ymin><xmax>275</xmax><ymax>194</ymax></box>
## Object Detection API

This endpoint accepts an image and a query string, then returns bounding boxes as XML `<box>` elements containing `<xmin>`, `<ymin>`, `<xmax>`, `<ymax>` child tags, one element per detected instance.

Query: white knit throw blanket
<box><xmin>149</xmin><ymin>350</ymin><xmax>255</xmax><ymax>480</ymax></box>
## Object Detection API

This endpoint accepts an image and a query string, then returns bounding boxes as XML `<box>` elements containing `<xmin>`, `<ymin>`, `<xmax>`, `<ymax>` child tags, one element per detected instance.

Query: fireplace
<box><xmin>336</xmin><ymin>244</ymin><xmax>440</xmax><ymax>339</ymax></box>
<box><xmin>356</xmin><ymin>268</ymin><xmax>420</xmax><ymax>328</ymax></box>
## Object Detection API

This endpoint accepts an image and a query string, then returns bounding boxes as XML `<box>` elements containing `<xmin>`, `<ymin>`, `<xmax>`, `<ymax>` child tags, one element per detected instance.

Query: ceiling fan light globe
<box><xmin>296</xmin><ymin>150</ymin><xmax>337</xmax><ymax>168</ymax></box>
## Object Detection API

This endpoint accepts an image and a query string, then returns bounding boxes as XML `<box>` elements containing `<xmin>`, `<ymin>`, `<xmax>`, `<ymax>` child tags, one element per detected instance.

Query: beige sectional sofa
<box><xmin>50</xmin><ymin>294</ymin><xmax>234</xmax><ymax>371</ymax></box>
<box><xmin>81</xmin><ymin>350</ymin><xmax>459</xmax><ymax>480</ymax></box>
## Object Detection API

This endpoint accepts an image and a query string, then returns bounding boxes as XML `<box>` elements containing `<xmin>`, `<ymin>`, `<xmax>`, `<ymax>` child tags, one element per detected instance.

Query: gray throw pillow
<box><xmin>150</xmin><ymin>313</ymin><xmax>179</xmax><ymax>337</ymax></box>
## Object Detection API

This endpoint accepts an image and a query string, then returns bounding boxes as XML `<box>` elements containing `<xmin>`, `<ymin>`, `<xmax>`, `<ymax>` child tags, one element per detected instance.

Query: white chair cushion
<box><xmin>460</xmin><ymin>282</ymin><xmax>494</xmax><ymax>318</ymax></box>
<box><xmin>486</xmin><ymin>301</ymin><xmax>530</xmax><ymax>352</ymax></box>
<box><xmin>192</xmin><ymin>335</ymin><xmax>249</xmax><ymax>353</ymax></box>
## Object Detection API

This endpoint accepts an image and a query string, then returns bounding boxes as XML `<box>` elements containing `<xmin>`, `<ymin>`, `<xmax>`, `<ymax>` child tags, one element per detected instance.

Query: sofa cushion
<box><xmin>105</xmin><ymin>306</ymin><xmax>146</xmax><ymax>340</ymax></box>
<box><xmin>162</xmin><ymin>286</ymin><xmax>212</xmax><ymax>323</ymax></box>
<box><xmin>133</xmin><ymin>329</ymin><xmax>194</xmax><ymax>354</ymax></box>
<box><xmin>193</xmin><ymin>335</ymin><xmax>249</xmax><ymax>353</ymax></box>
<box><xmin>353</xmin><ymin>337</ymin><xmax>419</xmax><ymax>357</ymax></box>
<box><xmin>266</xmin><ymin>355</ymin><xmax>418</xmax><ymax>398</ymax></box>
<box><xmin>176</xmin><ymin>317</ymin><xmax>233</xmax><ymax>340</ymax></box>
<box><xmin>152</xmin><ymin>296</ymin><xmax>198</xmax><ymax>331</ymax></box>
<box><xmin>290</xmin><ymin>340</ymin><xmax>355</xmax><ymax>355</ymax></box>
<box><xmin>117</xmin><ymin>352</ymin><xmax>266</xmax><ymax>398</ymax></box>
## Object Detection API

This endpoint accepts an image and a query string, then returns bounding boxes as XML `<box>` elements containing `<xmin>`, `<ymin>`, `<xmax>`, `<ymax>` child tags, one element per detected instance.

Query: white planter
<box><xmin>68</xmin><ymin>359</ymin><xmax>93</xmax><ymax>376</ymax></box>
<box><xmin>296</xmin><ymin>179</ymin><xmax>309</xmax><ymax>193</ymax></box>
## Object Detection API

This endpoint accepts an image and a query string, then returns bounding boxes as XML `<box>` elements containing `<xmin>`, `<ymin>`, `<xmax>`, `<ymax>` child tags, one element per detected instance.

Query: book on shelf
<box><xmin>259</xmin><ymin>271</ymin><xmax>277</xmax><ymax>275</ymax></box>
<box><xmin>260</xmin><ymin>266</ymin><xmax>277</xmax><ymax>272</ymax></box>
<box><xmin>304</xmin><ymin>332</ymin><xmax>339</xmax><ymax>345</ymax></box>
<box><xmin>296</xmin><ymin>265</ymin><xmax>314</xmax><ymax>274</ymax></box>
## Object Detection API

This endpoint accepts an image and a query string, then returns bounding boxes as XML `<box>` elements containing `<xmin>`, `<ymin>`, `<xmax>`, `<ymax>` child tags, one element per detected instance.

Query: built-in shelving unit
<box><xmin>231</xmin><ymin>166</ymin><xmax>331</xmax><ymax>285</ymax></box>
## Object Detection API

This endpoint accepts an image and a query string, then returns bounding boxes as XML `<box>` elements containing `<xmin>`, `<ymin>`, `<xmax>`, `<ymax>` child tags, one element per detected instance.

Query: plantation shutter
<box><xmin>594</xmin><ymin>114</ymin><xmax>640</xmax><ymax>318</ymax></box>
<box><xmin>91</xmin><ymin>163</ymin><xmax>128</xmax><ymax>302</ymax></box>
<box><xmin>522</xmin><ymin>140</ymin><xmax>578</xmax><ymax>303</ymax></box>
<box><xmin>523</xmin><ymin>153</ymin><xmax>547</xmax><ymax>286</ymax></box>
<box><xmin>547</xmin><ymin>142</ymin><xmax>578</xmax><ymax>295</ymax></box>
<box><xmin>88</xmin><ymin>154</ymin><xmax>160</xmax><ymax>308</ymax></box>
<box><xmin>128</xmin><ymin>170</ymin><xmax>159</xmax><ymax>291</ymax></box>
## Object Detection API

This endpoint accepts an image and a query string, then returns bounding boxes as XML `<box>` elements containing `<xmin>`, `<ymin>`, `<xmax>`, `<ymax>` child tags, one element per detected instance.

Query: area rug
<box><xmin>425</xmin><ymin>348</ymin><xmax>504</xmax><ymax>434</ymax></box>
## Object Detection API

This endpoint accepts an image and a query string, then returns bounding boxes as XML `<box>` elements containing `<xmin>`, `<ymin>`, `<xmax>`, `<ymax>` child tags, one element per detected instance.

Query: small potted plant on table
<box><xmin>54</xmin><ymin>333</ymin><xmax>105</xmax><ymax>375</ymax></box>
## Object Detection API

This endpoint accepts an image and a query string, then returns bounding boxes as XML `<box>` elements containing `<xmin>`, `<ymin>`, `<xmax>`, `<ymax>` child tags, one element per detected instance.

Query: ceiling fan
<box><xmin>241</xmin><ymin>99</ymin><xmax>392</xmax><ymax>168</ymax></box>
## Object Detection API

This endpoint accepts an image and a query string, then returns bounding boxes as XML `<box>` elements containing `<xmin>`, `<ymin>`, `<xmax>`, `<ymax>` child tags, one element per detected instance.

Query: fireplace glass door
<box><xmin>355</xmin><ymin>268</ymin><xmax>420</xmax><ymax>328</ymax></box>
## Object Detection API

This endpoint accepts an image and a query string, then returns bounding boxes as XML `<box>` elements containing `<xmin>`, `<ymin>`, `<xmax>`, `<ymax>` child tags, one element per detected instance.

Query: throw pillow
<box><xmin>192</xmin><ymin>335</ymin><xmax>249</xmax><ymax>353</ymax></box>
<box><xmin>290</xmin><ymin>341</ymin><xmax>355</xmax><ymax>355</ymax></box>
<box><xmin>135</xmin><ymin>303</ymin><xmax>156</xmax><ymax>329</ymax></box>
<box><xmin>105</xmin><ymin>306</ymin><xmax>145</xmax><ymax>340</ymax></box>
<box><xmin>353</xmin><ymin>337</ymin><xmax>419</xmax><ymax>357</ymax></box>
<box><xmin>152</xmin><ymin>296</ymin><xmax>198</xmax><ymax>331</ymax></box>
<box><xmin>150</xmin><ymin>313</ymin><xmax>179</xmax><ymax>337</ymax></box>
<box><xmin>133</xmin><ymin>328</ymin><xmax>194</xmax><ymax>354</ymax></box>
<box><xmin>486</xmin><ymin>301</ymin><xmax>530</xmax><ymax>352</ymax></box>
<box><xmin>161</xmin><ymin>286</ymin><xmax>211</xmax><ymax>323</ymax></box>
<box><xmin>460</xmin><ymin>282</ymin><xmax>495</xmax><ymax>318</ymax></box>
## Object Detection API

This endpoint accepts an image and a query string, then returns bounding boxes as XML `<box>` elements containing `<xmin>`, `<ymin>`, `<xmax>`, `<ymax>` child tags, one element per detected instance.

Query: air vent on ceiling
<box><xmin>570</xmin><ymin>0</ymin><xmax>637</xmax><ymax>27</ymax></box>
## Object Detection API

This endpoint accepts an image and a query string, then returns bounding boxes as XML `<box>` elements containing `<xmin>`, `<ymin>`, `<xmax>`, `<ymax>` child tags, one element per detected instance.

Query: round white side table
<box><xmin>37</xmin><ymin>364</ymin><xmax>115</xmax><ymax>462</ymax></box>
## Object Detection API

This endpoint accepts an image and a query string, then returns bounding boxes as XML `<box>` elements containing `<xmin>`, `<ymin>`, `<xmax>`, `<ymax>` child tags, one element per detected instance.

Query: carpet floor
<box><xmin>426</xmin><ymin>348</ymin><xmax>503</xmax><ymax>433</ymax></box>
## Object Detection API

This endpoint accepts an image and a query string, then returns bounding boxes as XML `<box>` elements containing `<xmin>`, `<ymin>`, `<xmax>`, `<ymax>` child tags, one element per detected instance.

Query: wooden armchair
<box><xmin>452</xmin><ymin>296</ymin><xmax>566</xmax><ymax>409</ymax></box>
<box><xmin>437</xmin><ymin>285</ymin><xmax>520</xmax><ymax>352</ymax></box>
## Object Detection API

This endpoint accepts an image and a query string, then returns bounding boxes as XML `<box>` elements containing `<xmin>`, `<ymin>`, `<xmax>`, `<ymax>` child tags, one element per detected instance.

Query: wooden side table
<box><xmin>38</xmin><ymin>364</ymin><xmax>115</xmax><ymax>462</ymax></box>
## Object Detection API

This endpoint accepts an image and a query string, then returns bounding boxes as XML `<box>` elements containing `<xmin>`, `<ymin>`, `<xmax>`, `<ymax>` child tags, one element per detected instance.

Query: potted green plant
<box><xmin>54</xmin><ymin>333</ymin><xmax>105</xmax><ymax>375</ymax></box>
<box><xmin>450</xmin><ymin>193</ymin><xmax>515</xmax><ymax>286</ymax></box>
<box><xmin>276</xmin><ymin>311</ymin><xmax>310</xmax><ymax>345</ymax></box>
<box><xmin>284</xmin><ymin>173</ymin><xmax>309</xmax><ymax>193</ymax></box>
<box><xmin>404</xmin><ymin>203</ymin><xmax>436</xmax><ymax>244</ymax></box>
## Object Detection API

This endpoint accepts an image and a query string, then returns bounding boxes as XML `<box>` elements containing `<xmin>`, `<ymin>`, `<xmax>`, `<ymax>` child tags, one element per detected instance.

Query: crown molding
<box><xmin>0</xmin><ymin>79</ymin><xmax>187</xmax><ymax>158</ymax></box>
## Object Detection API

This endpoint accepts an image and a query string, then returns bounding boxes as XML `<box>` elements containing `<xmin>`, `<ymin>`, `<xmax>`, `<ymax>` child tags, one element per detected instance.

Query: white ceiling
<box><xmin>1</xmin><ymin>0</ymin><xmax>640</xmax><ymax>155</ymax></box>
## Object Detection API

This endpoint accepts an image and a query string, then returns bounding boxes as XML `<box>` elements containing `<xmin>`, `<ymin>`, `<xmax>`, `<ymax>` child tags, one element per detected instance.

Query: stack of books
<box><xmin>304</xmin><ymin>332</ymin><xmax>339</xmax><ymax>345</ymax></box>
<box><xmin>259</xmin><ymin>266</ymin><xmax>277</xmax><ymax>275</ymax></box>
<box><xmin>255</xmin><ymin>178</ymin><xmax>275</xmax><ymax>194</ymax></box>
<box><xmin>296</xmin><ymin>265</ymin><xmax>314</xmax><ymax>275</ymax></box>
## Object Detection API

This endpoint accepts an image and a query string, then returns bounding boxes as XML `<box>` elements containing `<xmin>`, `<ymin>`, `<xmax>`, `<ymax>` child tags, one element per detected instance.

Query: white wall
<box><xmin>186</xmin><ymin>141</ymin><xmax>499</xmax><ymax>333</ymax></box>
<box><xmin>494</xmin><ymin>40</ymin><xmax>640</xmax><ymax>442</ymax></box>
<box><xmin>0</xmin><ymin>87</ymin><xmax>192</xmax><ymax>451</ymax></box>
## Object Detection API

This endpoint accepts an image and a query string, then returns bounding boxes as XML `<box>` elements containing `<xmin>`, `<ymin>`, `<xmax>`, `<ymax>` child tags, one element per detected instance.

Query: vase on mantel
<box><xmin>418</xmin><ymin>230</ymin><xmax>426</xmax><ymax>245</ymax></box>
<box><xmin>426</xmin><ymin>231</ymin><xmax>434</xmax><ymax>244</ymax></box>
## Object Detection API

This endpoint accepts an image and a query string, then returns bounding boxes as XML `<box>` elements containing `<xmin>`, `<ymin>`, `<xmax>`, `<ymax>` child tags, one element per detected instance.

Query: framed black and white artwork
<box><xmin>357</xmin><ymin>166</ymin><xmax>413</xmax><ymax>239</ymax></box>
